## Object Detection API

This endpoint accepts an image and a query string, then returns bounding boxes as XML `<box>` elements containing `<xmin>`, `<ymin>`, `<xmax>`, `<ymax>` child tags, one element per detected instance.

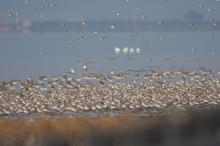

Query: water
<box><xmin>0</xmin><ymin>31</ymin><xmax>219</xmax><ymax>81</ymax></box>
<box><xmin>1</xmin><ymin>0</ymin><xmax>220</xmax><ymax>81</ymax></box>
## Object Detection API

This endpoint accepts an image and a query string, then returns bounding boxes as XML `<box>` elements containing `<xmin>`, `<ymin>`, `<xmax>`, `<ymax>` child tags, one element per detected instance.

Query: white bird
<box><xmin>70</xmin><ymin>67</ymin><xmax>75</xmax><ymax>74</ymax></box>
<box><xmin>82</xmin><ymin>64</ymin><xmax>88</xmax><ymax>71</ymax></box>
<box><xmin>123</xmin><ymin>47</ymin><xmax>129</xmax><ymax>54</ymax></box>
<box><xmin>136</xmin><ymin>48</ymin><xmax>141</xmax><ymax>54</ymax></box>
<box><xmin>129</xmin><ymin>48</ymin><xmax>135</xmax><ymax>54</ymax></box>
<box><xmin>114</xmin><ymin>47</ymin><xmax>121</xmax><ymax>54</ymax></box>
<box><xmin>67</xmin><ymin>67</ymin><xmax>76</xmax><ymax>74</ymax></box>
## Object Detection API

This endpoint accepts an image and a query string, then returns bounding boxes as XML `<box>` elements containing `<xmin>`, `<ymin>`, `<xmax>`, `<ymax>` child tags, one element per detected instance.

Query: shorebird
<box><xmin>67</xmin><ymin>67</ymin><xmax>76</xmax><ymax>74</ymax></box>
<box><xmin>0</xmin><ymin>82</ymin><xmax>7</xmax><ymax>91</ymax></box>
<box><xmin>39</xmin><ymin>75</ymin><xmax>47</xmax><ymax>81</ymax></box>
<box><xmin>20</xmin><ymin>83</ymin><xmax>31</xmax><ymax>92</ymax></box>
<box><xmin>1</xmin><ymin>68</ymin><xmax>220</xmax><ymax>116</ymax></box>
<box><xmin>108</xmin><ymin>71</ymin><xmax>128</xmax><ymax>80</ymax></box>
<box><xmin>75</xmin><ymin>78</ymin><xmax>82</xmax><ymax>82</ymax></box>
<box><xmin>10</xmin><ymin>80</ymin><xmax>22</xmax><ymax>86</ymax></box>
<box><xmin>59</xmin><ymin>75</ymin><xmax>68</xmax><ymax>82</ymax></box>
<box><xmin>82</xmin><ymin>72</ymin><xmax>106</xmax><ymax>82</ymax></box>
<box><xmin>27</xmin><ymin>76</ymin><xmax>34</xmax><ymax>85</ymax></box>
<box><xmin>47</xmin><ymin>80</ymin><xmax>56</xmax><ymax>90</ymax></box>
<box><xmin>70</xmin><ymin>67</ymin><xmax>75</xmax><ymax>73</ymax></box>
<box><xmin>82</xmin><ymin>63</ymin><xmax>88</xmax><ymax>71</ymax></box>
<box><xmin>82</xmin><ymin>72</ymin><xmax>99</xmax><ymax>80</ymax></box>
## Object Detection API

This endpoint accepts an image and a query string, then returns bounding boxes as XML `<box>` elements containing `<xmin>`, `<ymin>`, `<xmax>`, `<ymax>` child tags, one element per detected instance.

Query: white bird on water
<box><xmin>82</xmin><ymin>64</ymin><xmax>88</xmax><ymax>71</ymax></box>
<box><xmin>67</xmin><ymin>67</ymin><xmax>76</xmax><ymax>74</ymax></box>
<box><xmin>70</xmin><ymin>67</ymin><xmax>75</xmax><ymax>74</ymax></box>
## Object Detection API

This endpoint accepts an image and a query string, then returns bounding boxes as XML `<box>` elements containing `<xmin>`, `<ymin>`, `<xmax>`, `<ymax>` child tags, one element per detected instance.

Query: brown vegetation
<box><xmin>0</xmin><ymin>109</ymin><xmax>220</xmax><ymax>146</ymax></box>
<box><xmin>0</xmin><ymin>115</ymin><xmax>189</xmax><ymax>146</ymax></box>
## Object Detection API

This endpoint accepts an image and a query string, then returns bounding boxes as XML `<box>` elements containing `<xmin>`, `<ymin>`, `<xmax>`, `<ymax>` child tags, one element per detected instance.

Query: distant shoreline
<box><xmin>1</xmin><ymin>19</ymin><xmax>220</xmax><ymax>33</ymax></box>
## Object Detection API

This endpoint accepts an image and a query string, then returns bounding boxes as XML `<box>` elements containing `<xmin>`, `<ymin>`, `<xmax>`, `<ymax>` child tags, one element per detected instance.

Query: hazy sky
<box><xmin>0</xmin><ymin>0</ymin><xmax>220</xmax><ymax>22</ymax></box>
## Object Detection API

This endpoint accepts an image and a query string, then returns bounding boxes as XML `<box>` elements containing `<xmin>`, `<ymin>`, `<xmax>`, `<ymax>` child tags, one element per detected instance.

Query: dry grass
<box><xmin>0</xmin><ymin>115</ymin><xmax>190</xmax><ymax>146</ymax></box>
<box><xmin>1</xmin><ymin>109</ymin><xmax>220</xmax><ymax>146</ymax></box>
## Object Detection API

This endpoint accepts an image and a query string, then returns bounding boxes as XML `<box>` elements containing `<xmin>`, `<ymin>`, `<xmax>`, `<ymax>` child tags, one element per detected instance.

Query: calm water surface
<box><xmin>0</xmin><ymin>0</ymin><xmax>220</xmax><ymax>81</ymax></box>
<box><xmin>0</xmin><ymin>31</ymin><xmax>219</xmax><ymax>81</ymax></box>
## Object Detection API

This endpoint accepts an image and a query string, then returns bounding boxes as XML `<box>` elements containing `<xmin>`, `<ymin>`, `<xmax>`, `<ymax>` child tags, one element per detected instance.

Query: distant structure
<box><xmin>184</xmin><ymin>10</ymin><xmax>204</xmax><ymax>21</ymax></box>
<box><xmin>2</xmin><ymin>10</ymin><xmax>220</xmax><ymax>33</ymax></box>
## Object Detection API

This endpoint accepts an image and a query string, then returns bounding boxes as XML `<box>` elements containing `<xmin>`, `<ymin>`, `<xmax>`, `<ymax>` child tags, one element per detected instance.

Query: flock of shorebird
<box><xmin>0</xmin><ymin>68</ymin><xmax>220</xmax><ymax>116</ymax></box>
